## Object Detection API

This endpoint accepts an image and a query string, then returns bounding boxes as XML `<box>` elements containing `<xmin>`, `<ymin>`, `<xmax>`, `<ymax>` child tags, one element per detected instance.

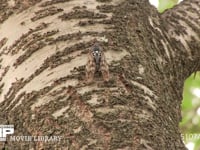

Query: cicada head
<box><xmin>92</xmin><ymin>43</ymin><xmax>102</xmax><ymax>66</ymax></box>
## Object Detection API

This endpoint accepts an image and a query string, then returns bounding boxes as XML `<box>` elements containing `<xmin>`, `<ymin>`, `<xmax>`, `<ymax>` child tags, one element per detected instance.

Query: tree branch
<box><xmin>161</xmin><ymin>0</ymin><xmax>200</xmax><ymax>76</ymax></box>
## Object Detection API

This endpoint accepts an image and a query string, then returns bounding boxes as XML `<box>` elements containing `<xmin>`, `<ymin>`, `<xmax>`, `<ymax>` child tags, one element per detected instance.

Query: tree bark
<box><xmin>0</xmin><ymin>0</ymin><xmax>199</xmax><ymax>149</ymax></box>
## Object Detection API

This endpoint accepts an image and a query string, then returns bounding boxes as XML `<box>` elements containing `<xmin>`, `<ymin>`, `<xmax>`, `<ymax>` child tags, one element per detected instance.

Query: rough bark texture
<box><xmin>0</xmin><ymin>0</ymin><xmax>199</xmax><ymax>149</ymax></box>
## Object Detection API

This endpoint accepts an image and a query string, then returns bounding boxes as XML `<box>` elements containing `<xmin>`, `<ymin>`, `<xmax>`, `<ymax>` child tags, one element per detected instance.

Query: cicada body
<box><xmin>85</xmin><ymin>43</ymin><xmax>109</xmax><ymax>83</ymax></box>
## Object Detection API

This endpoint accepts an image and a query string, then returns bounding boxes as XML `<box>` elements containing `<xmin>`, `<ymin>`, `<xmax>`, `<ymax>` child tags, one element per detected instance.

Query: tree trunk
<box><xmin>0</xmin><ymin>0</ymin><xmax>199</xmax><ymax>149</ymax></box>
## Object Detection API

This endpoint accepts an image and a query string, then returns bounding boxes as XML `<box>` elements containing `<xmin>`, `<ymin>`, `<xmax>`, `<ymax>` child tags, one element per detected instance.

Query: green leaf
<box><xmin>194</xmin><ymin>139</ymin><xmax>200</xmax><ymax>150</ymax></box>
<box><xmin>180</xmin><ymin>112</ymin><xmax>192</xmax><ymax>126</ymax></box>
<box><xmin>181</xmin><ymin>98</ymin><xmax>193</xmax><ymax>110</ymax></box>
<box><xmin>158</xmin><ymin>0</ymin><xmax>179</xmax><ymax>12</ymax></box>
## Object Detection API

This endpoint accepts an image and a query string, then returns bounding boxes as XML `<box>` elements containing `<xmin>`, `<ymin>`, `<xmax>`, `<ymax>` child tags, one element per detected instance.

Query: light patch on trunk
<box><xmin>131</xmin><ymin>80</ymin><xmax>158</xmax><ymax>98</ymax></box>
<box><xmin>52</xmin><ymin>106</ymin><xmax>70</xmax><ymax>118</ymax></box>
<box><xmin>88</xmin><ymin>139</ymin><xmax>97</xmax><ymax>146</ymax></box>
<box><xmin>87</xmin><ymin>94</ymin><xmax>100</xmax><ymax>106</ymax></box>
<box><xmin>160</xmin><ymin>39</ymin><xmax>170</xmax><ymax>59</ymax></box>
<box><xmin>178</xmin><ymin>19</ymin><xmax>199</xmax><ymax>40</ymax></box>
<box><xmin>111</xmin><ymin>0</ymin><xmax>126</xmax><ymax>5</ymax></box>
<box><xmin>140</xmin><ymin>139</ymin><xmax>154</xmax><ymax>150</ymax></box>
<box><xmin>77</xmin><ymin>85</ymin><xmax>99</xmax><ymax>94</ymax></box>
<box><xmin>12</xmin><ymin>79</ymin><xmax>77</xmax><ymax>110</ymax></box>
<box><xmin>95</xmin><ymin>107</ymin><xmax>116</xmax><ymax>113</ymax></box>
<box><xmin>0</xmin><ymin>38</ymin><xmax>88</xmax><ymax>102</ymax></box>
<box><xmin>138</xmin><ymin>110</ymin><xmax>153</xmax><ymax>120</ymax></box>
<box><xmin>148</xmin><ymin>17</ymin><xmax>174</xmax><ymax>59</ymax></box>
<box><xmin>148</xmin><ymin>17</ymin><xmax>161</xmax><ymax>33</ymax></box>
<box><xmin>105</xmin><ymin>49</ymin><xmax>130</xmax><ymax>63</ymax></box>
<box><xmin>165</xmin><ymin>18</ymin><xmax>200</xmax><ymax>58</ymax></box>
<box><xmin>0</xmin><ymin>0</ymin><xmax>113</xmax><ymax>49</ymax></box>
<box><xmin>19</xmin><ymin>59</ymin><xmax>81</xmax><ymax>92</ymax></box>
<box><xmin>95</xmin><ymin>105</ymin><xmax>132</xmax><ymax>114</ymax></box>
<box><xmin>73</xmin><ymin>126</ymin><xmax>82</xmax><ymax>133</ymax></box>
<box><xmin>8</xmin><ymin>0</ymin><xmax>15</xmax><ymax>7</ymax></box>
<box><xmin>156</xmin><ymin>55</ymin><xmax>166</xmax><ymax>65</ymax></box>
<box><xmin>138</xmin><ymin>64</ymin><xmax>145</xmax><ymax>74</ymax></box>
<box><xmin>0</xmin><ymin>4</ymin><xmax>41</xmax><ymax>48</ymax></box>
<box><xmin>73</xmin><ymin>126</ymin><xmax>82</xmax><ymax>134</ymax></box>
<box><xmin>177</xmin><ymin>37</ymin><xmax>191</xmax><ymax>57</ymax></box>
<box><xmin>32</xmin><ymin>95</ymin><xmax>54</xmax><ymax>111</ymax></box>
<box><xmin>142</xmin><ymin>95</ymin><xmax>156</xmax><ymax>111</ymax></box>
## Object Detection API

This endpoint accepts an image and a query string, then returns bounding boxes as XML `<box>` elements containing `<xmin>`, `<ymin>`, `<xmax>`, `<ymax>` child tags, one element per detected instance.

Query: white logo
<box><xmin>0</xmin><ymin>125</ymin><xmax>14</xmax><ymax>141</ymax></box>
<box><xmin>0</xmin><ymin>125</ymin><xmax>62</xmax><ymax>143</ymax></box>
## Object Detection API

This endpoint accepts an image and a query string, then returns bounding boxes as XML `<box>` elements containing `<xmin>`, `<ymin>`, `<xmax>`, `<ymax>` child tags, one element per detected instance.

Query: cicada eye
<box><xmin>95</xmin><ymin>51</ymin><xmax>98</xmax><ymax>54</ymax></box>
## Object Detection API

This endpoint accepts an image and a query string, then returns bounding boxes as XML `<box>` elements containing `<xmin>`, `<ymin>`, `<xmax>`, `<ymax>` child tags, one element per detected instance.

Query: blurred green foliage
<box><xmin>157</xmin><ymin>0</ymin><xmax>200</xmax><ymax>149</ymax></box>
<box><xmin>181</xmin><ymin>73</ymin><xmax>200</xmax><ymax>150</ymax></box>
<box><xmin>158</xmin><ymin>0</ymin><xmax>179</xmax><ymax>12</ymax></box>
